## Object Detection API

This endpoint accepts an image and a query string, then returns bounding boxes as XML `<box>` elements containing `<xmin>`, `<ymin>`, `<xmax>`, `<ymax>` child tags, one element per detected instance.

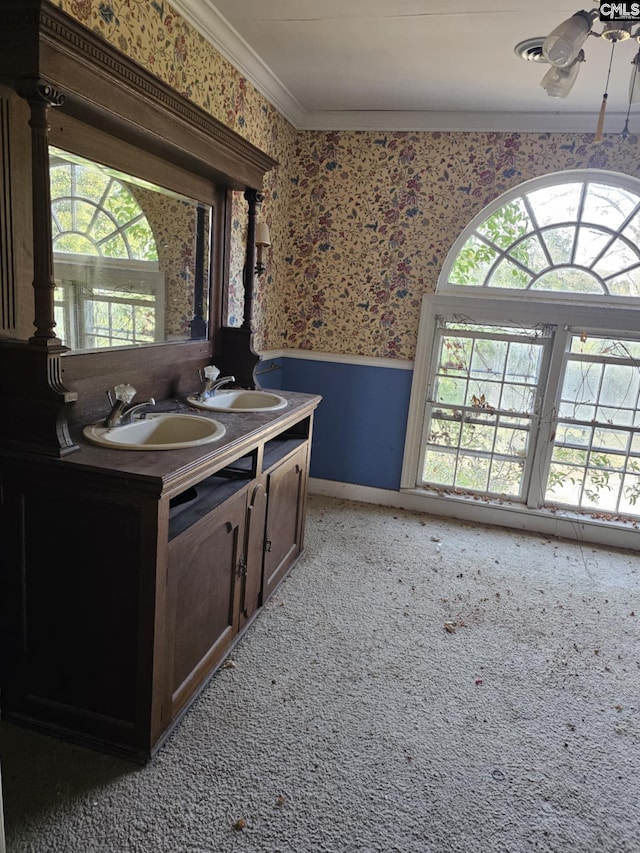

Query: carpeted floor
<box><xmin>1</xmin><ymin>495</ymin><xmax>639</xmax><ymax>853</ymax></box>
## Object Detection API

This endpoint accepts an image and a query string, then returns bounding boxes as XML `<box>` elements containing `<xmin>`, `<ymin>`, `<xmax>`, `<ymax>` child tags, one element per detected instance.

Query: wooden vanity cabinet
<box><xmin>242</xmin><ymin>477</ymin><xmax>269</xmax><ymax>626</ymax></box>
<box><xmin>0</xmin><ymin>471</ymin><xmax>160</xmax><ymax>753</ymax></box>
<box><xmin>0</xmin><ymin>394</ymin><xmax>319</xmax><ymax>761</ymax></box>
<box><xmin>0</xmin><ymin>3</ymin><xmax>317</xmax><ymax>761</ymax></box>
<box><xmin>263</xmin><ymin>443</ymin><xmax>309</xmax><ymax>603</ymax></box>
<box><xmin>166</xmin><ymin>488</ymin><xmax>246</xmax><ymax>723</ymax></box>
<box><xmin>164</xmin><ymin>433</ymin><xmax>310</xmax><ymax>726</ymax></box>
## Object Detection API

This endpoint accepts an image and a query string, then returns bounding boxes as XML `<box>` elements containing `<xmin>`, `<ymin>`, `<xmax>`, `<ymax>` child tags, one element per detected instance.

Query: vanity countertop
<box><xmin>0</xmin><ymin>389</ymin><xmax>322</xmax><ymax>497</ymax></box>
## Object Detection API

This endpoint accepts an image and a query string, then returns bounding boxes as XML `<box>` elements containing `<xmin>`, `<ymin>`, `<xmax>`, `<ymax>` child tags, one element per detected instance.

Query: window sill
<box><xmin>400</xmin><ymin>485</ymin><xmax>640</xmax><ymax>551</ymax></box>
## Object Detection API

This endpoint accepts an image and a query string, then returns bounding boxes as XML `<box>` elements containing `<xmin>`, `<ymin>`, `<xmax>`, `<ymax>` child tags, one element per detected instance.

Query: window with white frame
<box><xmin>402</xmin><ymin>170</ymin><xmax>640</xmax><ymax>526</ymax></box>
<box><xmin>50</xmin><ymin>147</ymin><xmax>163</xmax><ymax>350</ymax></box>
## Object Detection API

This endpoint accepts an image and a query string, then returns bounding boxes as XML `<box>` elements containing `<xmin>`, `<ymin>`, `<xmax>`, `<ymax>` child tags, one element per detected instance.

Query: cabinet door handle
<box><xmin>265</xmin><ymin>535</ymin><xmax>272</xmax><ymax>553</ymax></box>
<box><xmin>238</xmin><ymin>554</ymin><xmax>247</xmax><ymax>577</ymax></box>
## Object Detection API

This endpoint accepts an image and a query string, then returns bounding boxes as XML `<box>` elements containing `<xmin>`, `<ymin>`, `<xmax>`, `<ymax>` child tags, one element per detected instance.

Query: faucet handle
<box><xmin>203</xmin><ymin>365</ymin><xmax>220</xmax><ymax>381</ymax></box>
<box><xmin>114</xmin><ymin>383</ymin><xmax>137</xmax><ymax>404</ymax></box>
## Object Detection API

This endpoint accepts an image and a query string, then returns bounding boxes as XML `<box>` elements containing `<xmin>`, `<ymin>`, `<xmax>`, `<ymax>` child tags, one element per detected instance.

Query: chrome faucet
<box><xmin>196</xmin><ymin>367</ymin><xmax>236</xmax><ymax>401</ymax></box>
<box><xmin>103</xmin><ymin>384</ymin><xmax>156</xmax><ymax>428</ymax></box>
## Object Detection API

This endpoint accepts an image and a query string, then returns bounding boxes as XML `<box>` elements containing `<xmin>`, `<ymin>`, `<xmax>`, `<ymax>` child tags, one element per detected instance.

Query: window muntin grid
<box><xmin>446</xmin><ymin>177</ymin><xmax>640</xmax><ymax>297</ymax></box>
<box><xmin>50</xmin><ymin>149</ymin><xmax>158</xmax><ymax>261</ymax></box>
<box><xmin>54</xmin><ymin>274</ymin><xmax>159</xmax><ymax>349</ymax></box>
<box><xmin>406</xmin><ymin>171</ymin><xmax>640</xmax><ymax>525</ymax></box>
<box><xmin>420</xmin><ymin>322</ymin><xmax>551</xmax><ymax>500</ymax></box>
<box><xmin>546</xmin><ymin>333</ymin><xmax>640</xmax><ymax>515</ymax></box>
<box><xmin>50</xmin><ymin>147</ymin><xmax>161</xmax><ymax>348</ymax></box>
<box><xmin>81</xmin><ymin>287</ymin><xmax>156</xmax><ymax>349</ymax></box>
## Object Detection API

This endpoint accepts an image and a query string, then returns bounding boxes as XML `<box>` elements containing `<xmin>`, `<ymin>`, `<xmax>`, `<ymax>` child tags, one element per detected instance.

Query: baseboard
<box><xmin>308</xmin><ymin>478</ymin><xmax>640</xmax><ymax>551</ymax></box>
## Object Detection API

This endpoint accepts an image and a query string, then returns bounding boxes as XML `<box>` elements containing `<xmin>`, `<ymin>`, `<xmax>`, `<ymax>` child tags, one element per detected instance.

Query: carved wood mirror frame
<box><xmin>0</xmin><ymin>0</ymin><xmax>276</xmax><ymax>456</ymax></box>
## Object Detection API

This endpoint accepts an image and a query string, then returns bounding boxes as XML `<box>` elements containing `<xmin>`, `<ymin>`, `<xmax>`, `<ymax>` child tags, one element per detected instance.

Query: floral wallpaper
<box><xmin>57</xmin><ymin>0</ymin><xmax>297</xmax><ymax>345</ymax></box>
<box><xmin>131</xmin><ymin>185</ymin><xmax>205</xmax><ymax>340</ymax></box>
<box><xmin>57</xmin><ymin>1</ymin><xmax>640</xmax><ymax>361</ymax></box>
<box><xmin>285</xmin><ymin>130</ymin><xmax>640</xmax><ymax>359</ymax></box>
<box><xmin>57</xmin><ymin>0</ymin><xmax>281</xmax><ymax>147</ymax></box>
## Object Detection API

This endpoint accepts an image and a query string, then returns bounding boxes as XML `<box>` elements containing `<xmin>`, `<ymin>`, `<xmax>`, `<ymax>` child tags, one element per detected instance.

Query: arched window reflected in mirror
<box><xmin>50</xmin><ymin>147</ymin><xmax>211</xmax><ymax>351</ymax></box>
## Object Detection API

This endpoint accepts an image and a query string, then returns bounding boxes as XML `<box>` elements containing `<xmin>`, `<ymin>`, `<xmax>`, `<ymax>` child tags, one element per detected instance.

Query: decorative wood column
<box><xmin>16</xmin><ymin>77</ymin><xmax>64</xmax><ymax>347</ymax></box>
<box><xmin>242</xmin><ymin>188</ymin><xmax>263</xmax><ymax>331</ymax></box>
<box><xmin>217</xmin><ymin>188</ymin><xmax>263</xmax><ymax>389</ymax></box>
<box><xmin>0</xmin><ymin>77</ymin><xmax>79</xmax><ymax>456</ymax></box>
<box><xmin>189</xmin><ymin>205</ymin><xmax>208</xmax><ymax>340</ymax></box>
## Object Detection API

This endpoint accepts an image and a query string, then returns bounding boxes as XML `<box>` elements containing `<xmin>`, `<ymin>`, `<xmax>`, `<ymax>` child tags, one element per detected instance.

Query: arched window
<box><xmin>50</xmin><ymin>147</ymin><xmax>163</xmax><ymax>349</ymax></box>
<box><xmin>50</xmin><ymin>152</ymin><xmax>159</xmax><ymax>259</ymax></box>
<box><xmin>402</xmin><ymin>170</ymin><xmax>640</xmax><ymax>538</ymax></box>
<box><xmin>441</xmin><ymin>171</ymin><xmax>640</xmax><ymax>298</ymax></box>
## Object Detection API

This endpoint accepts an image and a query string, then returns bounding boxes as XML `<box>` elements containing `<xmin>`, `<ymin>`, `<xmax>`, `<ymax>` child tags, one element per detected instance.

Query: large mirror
<box><xmin>49</xmin><ymin>147</ymin><xmax>211</xmax><ymax>352</ymax></box>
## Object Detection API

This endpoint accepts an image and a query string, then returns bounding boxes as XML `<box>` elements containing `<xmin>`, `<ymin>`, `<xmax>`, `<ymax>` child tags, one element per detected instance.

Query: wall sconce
<box><xmin>255</xmin><ymin>221</ymin><xmax>271</xmax><ymax>276</ymax></box>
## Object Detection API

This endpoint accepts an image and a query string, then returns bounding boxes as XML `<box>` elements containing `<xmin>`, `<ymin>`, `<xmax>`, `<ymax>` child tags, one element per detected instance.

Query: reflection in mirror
<box><xmin>225</xmin><ymin>190</ymin><xmax>248</xmax><ymax>328</ymax></box>
<box><xmin>49</xmin><ymin>147</ymin><xmax>211</xmax><ymax>351</ymax></box>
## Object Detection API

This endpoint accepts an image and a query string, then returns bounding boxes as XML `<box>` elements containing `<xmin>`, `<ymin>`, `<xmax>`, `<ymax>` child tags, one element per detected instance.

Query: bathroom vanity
<box><xmin>0</xmin><ymin>390</ymin><xmax>320</xmax><ymax>760</ymax></box>
<box><xmin>0</xmin><ymin>2</ymin><xmax>322</xmax><ymax>761</ymax></box>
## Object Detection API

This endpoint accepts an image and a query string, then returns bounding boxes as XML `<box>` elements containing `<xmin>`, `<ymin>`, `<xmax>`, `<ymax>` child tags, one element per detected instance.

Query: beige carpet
<box><xmin>1</xmin><ymin>495</ymin><xmax>639</xmax><ymax>852</ymax></box>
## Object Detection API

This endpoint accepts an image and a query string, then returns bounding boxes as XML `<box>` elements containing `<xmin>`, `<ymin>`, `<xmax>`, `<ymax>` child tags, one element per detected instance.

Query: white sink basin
<box><xmin>83</xmin><ymin>413</ymin><xmax>226</xmax><ymax>450</ymax></box>
<box><xmin>187</xmin><ymin>390</ymin><xmax>288</xmax><ymax>413</ymax></box>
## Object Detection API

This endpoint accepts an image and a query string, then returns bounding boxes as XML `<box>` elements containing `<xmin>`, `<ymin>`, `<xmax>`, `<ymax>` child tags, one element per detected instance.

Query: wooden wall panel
<box><xmin>0</xmin><ymin>93</ymin><xmax>15</xmax><ymax>332</ymax></box>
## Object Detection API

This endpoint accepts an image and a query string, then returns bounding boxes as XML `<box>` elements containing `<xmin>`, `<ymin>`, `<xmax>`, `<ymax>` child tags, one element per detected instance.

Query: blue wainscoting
<box><xmin>255</xmin><ymin>359</ymin><xmax>284</xmax><ymax>390</ymax></box>
<box><xmin>263</xmin><ymin>356</ymin><xmax>413</xmax><ymax>491</ymax></box>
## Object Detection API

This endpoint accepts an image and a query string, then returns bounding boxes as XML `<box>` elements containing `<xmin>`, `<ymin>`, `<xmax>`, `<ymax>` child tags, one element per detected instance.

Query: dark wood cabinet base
<box><xmin>0</xmin><ymin>391</ymin><xmax>319</xmax><ymax>762</ymax></box>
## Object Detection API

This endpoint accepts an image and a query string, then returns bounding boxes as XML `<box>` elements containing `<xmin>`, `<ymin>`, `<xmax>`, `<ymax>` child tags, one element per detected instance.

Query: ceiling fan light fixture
<box><xmin>528</xmin><ymin>8</ymin><xmax>640</xmax><ymax>139</ymax></box>
<box><xmin>600</xmin><ymin>21</ymin><xmax>633</xmax><ymax>41</ymax></box>
<box><xmin>540</xmin><ymin>50</ymin><xmax>584</xmax><ymax>98</ymax></box>
<box><xmin>543</xmin><ymin>10</ymin><xmax>594</xmax><ymax>67</ymax></box>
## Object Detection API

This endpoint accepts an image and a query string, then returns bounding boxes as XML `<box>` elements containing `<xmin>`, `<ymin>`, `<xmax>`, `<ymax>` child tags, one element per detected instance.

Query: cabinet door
<box><xmin>240</xmin><ymin>477</ymin><xmax>268</xmax><ymax>628</ymax></box>
<box><xmin>167</xmin><ymin>489</ymin><xmax>245</xmax><ymax>720</ymax></box>
<box><xmin>262</xmin><ymin>444</ymin><xmax>308</xmax><ymax>603</ymax></box>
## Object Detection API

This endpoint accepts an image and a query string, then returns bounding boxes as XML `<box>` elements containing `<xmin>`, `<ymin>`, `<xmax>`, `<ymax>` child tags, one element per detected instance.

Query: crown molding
<box><xmin>169</xmin><ymin>0</ymin><xmax>307</xmax><ymax>128</ymax></box>
<box><xmin>296</xmin><ymin>110</ymin><xmax>629</xmax><ymax>134</ymax></box>
<box><xmin>169</xmin><ymin>0</ymin><xmax>627</xmax><ymax>135</ymax></box>
<box><xmin>0</xmin><ymin>2</ymin><xmax>277</xmax><ymax>187</ymax></box>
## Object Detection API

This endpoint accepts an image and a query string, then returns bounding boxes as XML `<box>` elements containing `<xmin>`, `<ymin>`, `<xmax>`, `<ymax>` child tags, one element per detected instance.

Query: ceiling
<box><xmin>170</xmin><ymin>1</ymin><xmax>640</xmax><ymax>134</ymax></box>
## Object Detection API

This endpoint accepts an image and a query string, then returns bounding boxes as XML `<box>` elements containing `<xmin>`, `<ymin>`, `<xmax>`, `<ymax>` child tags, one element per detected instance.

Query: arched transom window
<box><xmin>50</xmin><ymin>151</ymin><xmax>159</xmax><ymax>260</ymax></box>
<box><xmin>441</xmin><ymin>171</ymin><xmax>640</xmax><ymax>299</ymax></box>
<box><xmin>403</xmin><ymin>170</ymin><xmax>640</xmax><ymax>539</ymax></box>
